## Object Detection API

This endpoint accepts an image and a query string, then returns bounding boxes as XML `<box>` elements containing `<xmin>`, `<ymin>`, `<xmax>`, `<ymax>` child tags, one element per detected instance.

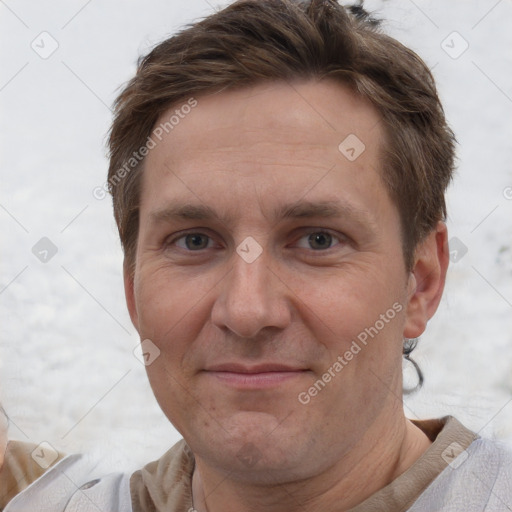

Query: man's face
<box><xmin>127</xmin><ymin>79</ymin><xmax>418</xmax><ymax>481</ymax></box>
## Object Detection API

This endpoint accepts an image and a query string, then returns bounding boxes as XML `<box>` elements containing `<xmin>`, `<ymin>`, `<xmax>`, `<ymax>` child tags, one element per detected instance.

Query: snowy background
<box><xmin>1</xmin><ymin>0</ymin><xmax>511</xmax><ymax>473</ymax></box>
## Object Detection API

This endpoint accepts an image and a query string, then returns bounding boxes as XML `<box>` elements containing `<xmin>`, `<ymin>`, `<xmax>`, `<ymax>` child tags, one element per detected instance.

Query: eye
<box><xmin>172</xmin><ymin>233</ymin><xmax>214</xmax><ymax>251</ymax></box>
<box><xmin>295</xmin><ymin>230</ymin><xmax>344</xmax><ymax>250</ymax></box>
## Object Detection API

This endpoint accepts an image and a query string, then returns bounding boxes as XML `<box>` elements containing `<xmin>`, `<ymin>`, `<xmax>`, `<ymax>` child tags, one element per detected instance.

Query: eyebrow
<box><xmin>149</xmin><ymin>200</ymin><xmax>376</xmax><ymax>230</ymax></box>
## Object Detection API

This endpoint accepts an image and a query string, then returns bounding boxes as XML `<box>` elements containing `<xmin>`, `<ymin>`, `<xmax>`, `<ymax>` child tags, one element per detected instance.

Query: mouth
<box><xmin>203</xmin><ymin>363</ymin><xmax>310</xmax><ymax>389</ymax></box>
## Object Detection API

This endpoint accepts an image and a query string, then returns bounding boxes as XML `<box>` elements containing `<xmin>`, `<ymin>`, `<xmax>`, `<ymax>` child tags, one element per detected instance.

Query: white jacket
<box><xmin>5</xmin><ymin>436</ymin><xmax>512</xmax><ymax>511</ymax></box>
<box><xmin>3</xmin><ymin>453</ymin><xmax>132</xmax><ymax>512</ymax></box>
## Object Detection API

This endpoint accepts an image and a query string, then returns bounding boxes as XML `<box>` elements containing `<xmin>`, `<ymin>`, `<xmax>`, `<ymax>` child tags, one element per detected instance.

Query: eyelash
<box><xmin>165</xmin><ymin>229</ymin><xmax>347</xmax><ymax>252</ymax></box>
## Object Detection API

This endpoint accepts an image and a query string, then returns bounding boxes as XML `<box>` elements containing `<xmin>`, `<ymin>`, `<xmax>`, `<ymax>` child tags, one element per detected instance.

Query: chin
<box><xmin>187</xmin><ymin>411</ymin><xmax>319</xmax><ymax>481</ymax></box>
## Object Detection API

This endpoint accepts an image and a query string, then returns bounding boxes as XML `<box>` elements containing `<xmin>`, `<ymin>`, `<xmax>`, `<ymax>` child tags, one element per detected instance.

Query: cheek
<box><xmin>135</xmin><ymin>269</ymin><xmax>211</xmax><ymax>431</ymax></box>
<box><xmin>292</xmin><ymin>264</ymin><xmax>407</xmax><ymax>383</ymax></box>
<box><xmin>134</xmin><ymin>264</ymin><xmax>211</xmax><ymax>343</ymax></box>
<box><xmin>295</xmin><ymin>265</ymin><xmax>396</xmax><ymax>334</ymax></box>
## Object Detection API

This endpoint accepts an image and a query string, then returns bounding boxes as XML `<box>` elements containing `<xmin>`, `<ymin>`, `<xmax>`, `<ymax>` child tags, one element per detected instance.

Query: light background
<box><xmin>1</xmin><ymin>0</ymin><xmax>511</xmax><ymax>472</ymax></box>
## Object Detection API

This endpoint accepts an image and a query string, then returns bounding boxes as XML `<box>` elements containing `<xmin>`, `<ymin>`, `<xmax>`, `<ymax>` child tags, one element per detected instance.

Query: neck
<box><xmin>191</xmin><ymin>415</ymin><xmax>432</xmax><ymax>512</ymax></box>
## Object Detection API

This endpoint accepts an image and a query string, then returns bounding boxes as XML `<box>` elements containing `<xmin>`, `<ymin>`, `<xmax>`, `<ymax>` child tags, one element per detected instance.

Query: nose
<box><xmin>210</xmin><ymin>247</ymin><xmax>292</xmax><ymax>339</ymax></box>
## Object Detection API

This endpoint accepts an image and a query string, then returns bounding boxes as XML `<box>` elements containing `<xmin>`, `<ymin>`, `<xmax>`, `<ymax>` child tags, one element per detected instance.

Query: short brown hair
<box><xmin>108</xmin><ymin>0</ymin><xmax>456</xmax><ymax>276</ymax></box>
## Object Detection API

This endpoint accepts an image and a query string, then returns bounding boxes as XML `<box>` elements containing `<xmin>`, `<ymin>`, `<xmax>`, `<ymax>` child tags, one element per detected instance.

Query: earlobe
<box><xmin>403</xmin><ymin>222</ymin><xmax>449</xmax><ymax>339</ymax></box>
<box><xmin>124</xmin><ymin>261</ymin><xmax>140</xmax><ymax>332</ymax></box>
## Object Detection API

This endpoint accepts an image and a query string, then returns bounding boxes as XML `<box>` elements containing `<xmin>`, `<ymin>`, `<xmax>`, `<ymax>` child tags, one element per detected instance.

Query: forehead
<box><xmin>151</xmin><ymin>79</ymin><xmax>381</xmax><ymax>158</ymax></box>
<box><xmin>140</xmin><ymin>79</ymin><xmax>389</xmax><ymax>223</ymax></box>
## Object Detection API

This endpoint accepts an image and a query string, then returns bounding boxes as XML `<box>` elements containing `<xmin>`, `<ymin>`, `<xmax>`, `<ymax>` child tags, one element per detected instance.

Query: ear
<box><xmin>403</xmin><ymin>221</ymin><xmax>449</xmax><ymax>339</ymax></box>
<box><xmin>124</xmin><ymin>260</ymin><xmax>140</xmax><ymax>332</ymax></box>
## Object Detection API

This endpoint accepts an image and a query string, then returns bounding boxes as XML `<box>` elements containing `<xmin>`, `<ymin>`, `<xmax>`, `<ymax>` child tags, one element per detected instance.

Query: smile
<box><xmin>204</xmin><ymin>364</ymin><xmax>310</xmax><ymax>389</ymax></box>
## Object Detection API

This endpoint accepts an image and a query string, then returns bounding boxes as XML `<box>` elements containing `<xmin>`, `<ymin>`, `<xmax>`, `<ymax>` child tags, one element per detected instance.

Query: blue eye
<box><xmin>295</xmin><ymin>231</ymin><xmax>342</xmax><ymax>250</ymax></box>
<box><xmin>308</xmin><ymin>232</ymin><xmax>333</xmax><ymax>250</ymax></box>
<box><xmin>167</xmin><ymin>229</ymin><xmax>345</xmax><ymax>253</ymax></box>
<box><xmin>175</xmin><ymin>233</ymin><xmax>212</xmax><ymax>250</ymax></box>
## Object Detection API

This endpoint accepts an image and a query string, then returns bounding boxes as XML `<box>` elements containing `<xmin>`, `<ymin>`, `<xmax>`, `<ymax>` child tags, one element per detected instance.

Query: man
<box><xmin>1</xmin><ymin>0</ymin><xmax>511</xmax><ymax>510</ymax></box>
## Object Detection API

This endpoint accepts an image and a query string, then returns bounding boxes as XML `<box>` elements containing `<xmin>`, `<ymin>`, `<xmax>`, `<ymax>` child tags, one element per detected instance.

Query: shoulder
<box><xmin>1</xmin><ymin>440</ymin><xmax>65</xmax><ymax>505</ymax></box>
<box><xmin>410</xmin><ymin>434</ymin><xmax>512</xmax><ymax>511</ymax></box>
<box><xmin>1</xmin><ymin>440</ymin><xmax>132</xmax><ymax>512</ymax></box>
